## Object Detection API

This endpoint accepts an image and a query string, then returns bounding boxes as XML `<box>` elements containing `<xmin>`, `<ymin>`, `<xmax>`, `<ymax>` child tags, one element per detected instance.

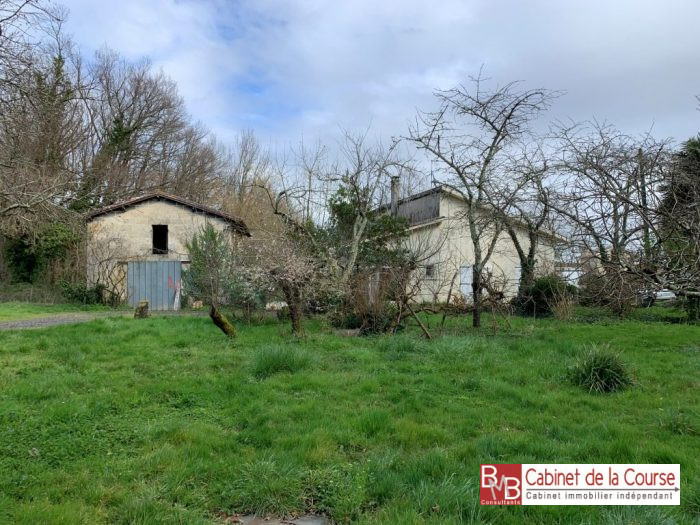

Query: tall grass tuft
<box><xmin>304</xmin><ymin>464</ymin><xmax>368</xmax><ymax>523</ymax></box>
<box><xmin>661</xmin><ymin>407</ymin><xmax>697</xmax><ymax>436</ymax></box>
<box><xmin>378</xmin><ymin>335</ymin><xmax>420</xmax><ymax>354</ymax></box>
<box><xmin>551</xmin><ymin>294</ymin><xmax>576</xmax><ymax>321</ymax></box>
<box><xmin>228</xmin><ymin>457</ymin><xmax>304</xmax><ymax>516</ymax></box>
<box><xmin>570</xmin><ymin>344</ymin><xmax>632</xmax><ymax>393</ymax></box>
<box><xmin>251</xmin><ymin>345</ymin><xmax>311</xmax><ymax>379</ymax></box>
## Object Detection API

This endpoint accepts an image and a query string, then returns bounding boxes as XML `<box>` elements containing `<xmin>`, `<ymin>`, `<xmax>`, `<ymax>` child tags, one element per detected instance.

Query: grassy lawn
<box><xmin>0</xmin><ymin>302</ymin><xmax>114</xmax><ymax>323</ymax></box>
<box><xmin>0</xmin><ymin>312</ymin><xmax>698</xmax><ymax>524</ymax></box>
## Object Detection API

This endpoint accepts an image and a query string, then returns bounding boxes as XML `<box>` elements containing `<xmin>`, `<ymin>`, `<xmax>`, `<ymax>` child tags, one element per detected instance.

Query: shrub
<box><xmin>358</xmin><ymin>302</ymin><xmax>398</xmax><ymax>335</ymax></box>
<box><xmin>329</xmin><ymin>301</ymin><xmax>398</xmax><ymax>335</ymax></box>
<box><xmin>578</xmin><ymin>268</ymin><xmax>642</xmax><ymax>318</ymax></box>
<box><xmin>4</xmin><ymin>236</ymin><xmax>39</xmax><ymax>283</ymax></box>
<box><xmin>4</xmin><ymin>224</ymin><xmax>80</xmax><ymax>283</ymax></box>
<box><xmin>251</xmin><ymin>345</ymin><xmax>311</xmax><ymax>379</ymax></box>
<box><xmin>569</xmin><ymin>344</ymin><xmax>632</xmax><ymax>393</ymax></box>
<box><xmin>685</xmin><ymin>296</ymin><xmax>700</xmax><ymax>322</ymax></box>
<box><xmin>60</xmin><ymin>280</ymin><xmax>106</xmax><ymax>305</ymax></box>
<box><xmin>514</xmin><ymin>275</ymin><xmax>576</xmax><ymax>317</ymax></box>
<box><xmin>328</xmin><ymin>309</ymin><xmax>363</xmax><ymax>330</ymax></box>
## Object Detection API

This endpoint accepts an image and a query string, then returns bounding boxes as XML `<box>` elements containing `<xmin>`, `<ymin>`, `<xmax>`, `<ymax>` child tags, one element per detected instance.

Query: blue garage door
<box><xmin>127</xmin><ymin>261</ymin><xmax>181</xmax><ymax>310</ymax></box>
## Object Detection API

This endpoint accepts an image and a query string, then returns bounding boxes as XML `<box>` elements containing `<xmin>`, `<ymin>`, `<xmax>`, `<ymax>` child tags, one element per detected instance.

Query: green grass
<box><xmin>0</xmin><ymin>301</ymin><xmax>113</xmax><ymax>322</ymax></box>
<box><xmin>0</xmin><ymin>310</ymin><xmax>698</xmax><ymax>524</ymax></box>
<box><xmin>574</xmin><ymin>304</ymin><xmax>689</xmax><ymax>323</ymax></box>
<box><xmin>251</xmin><ymin>344</ymin><xmax>311</xmax><ymax>379</ymax></box>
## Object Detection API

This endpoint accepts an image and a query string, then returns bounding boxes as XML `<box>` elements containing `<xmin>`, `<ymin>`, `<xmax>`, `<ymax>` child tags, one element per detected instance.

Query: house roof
<box><xmin>85</xmin><ymin>192</ymin><xmax>251</xmax><ymax>236</ymax></box>
<box><xmin>375</xmin><ymin>186</ymin><xmax>444</xmax><ymax>213</ymax></box>
<box><xmin>383</xmin><ymin>184</ymin><xmax>567</xmax><ymax>244</ymax></box>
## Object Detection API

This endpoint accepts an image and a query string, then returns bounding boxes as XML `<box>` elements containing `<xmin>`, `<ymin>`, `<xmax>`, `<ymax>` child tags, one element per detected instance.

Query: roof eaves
<box><xmin>85</xmin><ymin>192</ymin><xmax>251</xmax><ymax>236</ymax></box>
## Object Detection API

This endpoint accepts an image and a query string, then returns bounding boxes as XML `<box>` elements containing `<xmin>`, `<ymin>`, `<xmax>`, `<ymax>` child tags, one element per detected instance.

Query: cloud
<box><xmin>60</xmin><ymin>0</ymin><xmax>700</xmax><ymax>148</ymax></box>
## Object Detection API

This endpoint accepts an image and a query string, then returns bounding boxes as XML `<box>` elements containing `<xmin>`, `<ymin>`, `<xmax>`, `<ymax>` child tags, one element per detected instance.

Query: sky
<box><xmin>60</xmin><ymin>0</ymin><xmax>700</xmax><ymax>149</ymax></box>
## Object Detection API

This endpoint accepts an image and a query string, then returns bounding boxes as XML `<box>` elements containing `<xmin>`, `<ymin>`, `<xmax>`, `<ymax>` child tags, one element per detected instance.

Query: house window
<box><xmin>460</xmin><ymin>265</ymin><xmax>472</xmax><ymax>299</ymax></box>
<box><xmin>425</xmin><ymin>264</ymin><xmax>436</xmax><ymax>279</ymax></box>
<box><xmin>152</xmin><ymin>225</ymin><xmax>168</xmax><ymax>254</ymax></box>
<box><xmin>514</xmin><ymin>265</ymin><xmax>522</xmax><ymax>284</ymax></box>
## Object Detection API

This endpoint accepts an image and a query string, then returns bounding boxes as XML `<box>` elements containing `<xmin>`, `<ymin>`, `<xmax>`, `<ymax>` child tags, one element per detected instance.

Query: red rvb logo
<box><xmin>480</xmin><ymin>464</ymin><xmax>522</xmax><ymax>505</ymax></box>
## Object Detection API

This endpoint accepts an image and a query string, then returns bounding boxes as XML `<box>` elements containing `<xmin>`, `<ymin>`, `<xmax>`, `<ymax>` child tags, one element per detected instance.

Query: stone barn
<box><xmin>85</xmin><ymin>192</ymin><xmax>250</xmax><ymax>310</ymax></box>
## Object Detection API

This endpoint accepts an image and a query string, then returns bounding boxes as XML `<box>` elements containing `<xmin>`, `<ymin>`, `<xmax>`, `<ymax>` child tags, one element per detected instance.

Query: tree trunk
<box><xmin>281</xmin><ymin>283</ymin><xmax>303</xmax><ymax>336</ymax></box>
<box><xmin>289</xmin><ymin>300</ymin><xmax>302</xmax><ymax>335</ymax></box>
<box><xmin>210</xmin><ymin>305</ymin><xmax>237</xmax><ymax>337</ymax></box>
<box><xmin>517</xmin><ymin>259</ymin><xmax>536</xmax><ymax>298</ymax></box>
<box><xmin>472</xmin><ymin>271</ymin><xmax>482</xmax><ymax>328</ymax></box>
<box><xmin>134</xmin><ymin>300</ymin><xmax>149</xmax><ymax>318</ymax></box>
<box><xmin>407</xmin><ymin>303</ymin><xmax>432</xmax><ymax>339</ymax></box>
<box><xmin>440</xmin><ymin>271</ymin><xmax>459</xmax><ymax>331</ymax></box>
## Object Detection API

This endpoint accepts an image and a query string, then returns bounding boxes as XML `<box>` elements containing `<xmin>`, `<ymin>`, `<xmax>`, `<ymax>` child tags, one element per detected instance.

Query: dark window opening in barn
<box><xmin>152</xmin><ymin>225</ymin><xmax>168</xmax><ymax>254</ymax></box>
<box><xmin>425</xmin><ymin>264</ymin><xmax>436</xmax><ymax>279</ymax></box>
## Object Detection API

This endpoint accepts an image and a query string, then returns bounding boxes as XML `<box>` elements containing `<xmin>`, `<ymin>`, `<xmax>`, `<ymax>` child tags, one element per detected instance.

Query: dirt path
<box><xmin>0</xmin><ymin>310</ymin><xmax>207</xmax><ymax>330</ymax></box>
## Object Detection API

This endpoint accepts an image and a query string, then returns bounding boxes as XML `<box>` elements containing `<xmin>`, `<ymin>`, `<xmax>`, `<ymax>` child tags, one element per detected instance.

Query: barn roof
<box><xmin>85</xmin><ymin>192</ymin><xmax>251</xmax><ymax>236</ymax></box>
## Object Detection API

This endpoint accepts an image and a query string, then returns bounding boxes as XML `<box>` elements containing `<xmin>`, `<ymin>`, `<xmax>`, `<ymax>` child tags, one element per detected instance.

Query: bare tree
<box><xmin>384</xmin><ymin>228</ymin><xmax>448</xmax><ymax>338</ymax></box>
<box><xmin>322</xmin><ymin>130</ymin><xmax>414</xmax><ymax>289</ymax></box>
<box><xmin>1</xmin><ymin>11</ymin><xmax>229</xmax><ymax>231</ymax></box>
<box><xmin>244</xmin><ymin>129</ymin><xmax>425</xmax><ymax>333</ymax></box>
<box><xmin>549</xmin><ymin>121</ymin><xmax>677</xmax><ymax>314</ymax></box>
<box><xmin>222</xmin><ymin>130</ymin><xmax>271</xmax><ymax>202</ymax></box>
<box><xmin>409</xmin><ymin>74</ymin><xmax>556</xmax><ymax>327</ymax></box>
<box><xmin>0</xmin><ymin>13</ymin><xmax>85</xmax><ymax>231</ymax></box>
<box><xmin>0</xmin><ymin>1</ymin><xmax>58</xmax><ymax>80</ymax></box>
<box><xmin>261</xmin><ymin>130</ymin><xmax>414</xmax><ymax>290</ymax></box>
<box><xmin>74</xmin><ymin>50</ymin><xmax>205</xmax><ymax>208</ymax></box>
<box><xmin>213</xmin><ymin>130</ymin><xmax>283</xmax><ymax>235</ymax></box>
<box><xmin>498</xmin><ymin>141</ymin><xmax>559</xmax><ymax>298</ymax></box>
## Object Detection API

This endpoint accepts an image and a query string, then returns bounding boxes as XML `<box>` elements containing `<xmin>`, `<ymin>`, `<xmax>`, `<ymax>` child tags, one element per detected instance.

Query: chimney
<box><xmin>390</xmin><ymin>176</ymin><xmax>400</xmax><ymax>217</ymax></box>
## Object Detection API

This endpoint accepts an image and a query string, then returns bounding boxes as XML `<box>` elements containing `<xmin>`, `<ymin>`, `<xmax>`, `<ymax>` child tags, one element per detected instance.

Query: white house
<box><xmin>390</xmin><ymin>185</ymin><xmax>563</xmax><ymax>303</ymax></box>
